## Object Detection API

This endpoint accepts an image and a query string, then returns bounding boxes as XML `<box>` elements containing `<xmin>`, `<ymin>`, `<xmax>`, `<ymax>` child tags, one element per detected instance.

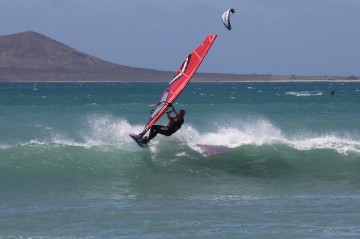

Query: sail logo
<box><xmin>169</xmin><ymin>54</ymin><xmax>191</xmax><ymax>85</ymax></box>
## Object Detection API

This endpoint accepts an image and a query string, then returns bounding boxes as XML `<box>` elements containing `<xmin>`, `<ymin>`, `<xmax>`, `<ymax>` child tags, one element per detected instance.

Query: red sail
<box><xmin>141</xmin><ymin>34</ymin><xmax>217</xmax><ymax>135</ymax></box>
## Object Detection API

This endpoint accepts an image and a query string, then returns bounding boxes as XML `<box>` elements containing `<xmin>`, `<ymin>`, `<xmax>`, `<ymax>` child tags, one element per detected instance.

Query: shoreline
<box><xmin>1</xmin><ymin>79</ymin><xmax>360</xmax><ymax>83</ymax></box>
<box><xmin>1</xmin><ymin>73</ymin><xmax>359</xmax><ymax>83</ymax></box>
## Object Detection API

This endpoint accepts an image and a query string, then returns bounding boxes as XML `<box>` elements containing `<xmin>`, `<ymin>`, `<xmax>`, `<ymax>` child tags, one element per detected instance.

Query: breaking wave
<box><xmin>285</xmin><ymin>91</ymin><xmax>323</xmax><ymax>97</ymax></box>
<box><xmin>1</xmin><ymin>115</ymin><xmax>359</xmax><ymax>156</ymax></box>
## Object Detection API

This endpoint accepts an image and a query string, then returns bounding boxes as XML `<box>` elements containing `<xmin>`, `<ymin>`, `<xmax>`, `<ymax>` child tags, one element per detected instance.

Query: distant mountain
<box><xmin>0</xmin><ymin>31</ymin><xmax>173</xmax><ymax>82</ymax></box>
<box><xmin>0</xmin><ymin>31</ymin><xmax>350</xmax><ymax>82</ymax></box>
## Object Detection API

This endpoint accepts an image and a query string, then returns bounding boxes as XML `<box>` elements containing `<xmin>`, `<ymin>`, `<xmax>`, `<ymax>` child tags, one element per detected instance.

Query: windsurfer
<box><xmin>130</xmin><ymin>34</ymin><xmax>216</xmax><ymax>147</ymax></box>
<box><xmin>144</xmin><ymin>104</ymin><xmax>185</xmax><ymax>143</ymax></box>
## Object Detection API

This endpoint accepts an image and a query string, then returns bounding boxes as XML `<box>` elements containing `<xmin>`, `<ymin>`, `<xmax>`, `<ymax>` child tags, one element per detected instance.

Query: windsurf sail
<box><xmin>139</xmin><ymin>34</ymin><xmax>217</xmax><ymax>136</ymax></box>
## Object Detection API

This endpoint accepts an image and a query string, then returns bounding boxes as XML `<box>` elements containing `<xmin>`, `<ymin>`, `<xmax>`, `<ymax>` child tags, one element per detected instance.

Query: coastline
<box><xmin>1</xmin><ymin>79</ymin><xmax>359</xmax><ymax>83</ymax></box>
<box><xmin>1</xmin><ymin>81</ymin><xmax>360</xmax><ymax>83</ymax></box>
<box><xmin>1</xmin><ymin>70</ymin><xmax>359</xmax><ymax>83</ymax></box>
<box><xmin>1</xmin><ymin>32</ymin><xmax>359</xmax><ymax>84</ymax></box>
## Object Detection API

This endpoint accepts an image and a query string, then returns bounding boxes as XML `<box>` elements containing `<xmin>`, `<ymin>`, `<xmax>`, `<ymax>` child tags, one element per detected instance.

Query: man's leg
<box><xmin>147</xmin><ymin>125</ymin><xmax>170</xmax><ymax>142</ymax></box>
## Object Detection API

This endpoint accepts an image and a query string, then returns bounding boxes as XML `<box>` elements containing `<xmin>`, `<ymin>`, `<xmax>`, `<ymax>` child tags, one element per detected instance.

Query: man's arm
<box><xmin>167</xmin><ymin>103</ymin><xmax>177</xmax><ymax>120</ymax></box>
<box><xmin>166</xmin><ymin>111</ymin><xmax>172</xmax><ymax>121</ymax></box>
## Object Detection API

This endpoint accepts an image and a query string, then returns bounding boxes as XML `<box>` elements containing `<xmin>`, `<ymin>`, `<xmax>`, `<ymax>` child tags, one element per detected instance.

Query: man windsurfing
<box><xmin>143</xmin><ymin>104</ymin><xmax>185</xmax><ymax>143</ymax></box>
<box><xmin>129</xmin><ymin>34</ymin><xmax>217</xmax><ymax>148</ymax></box>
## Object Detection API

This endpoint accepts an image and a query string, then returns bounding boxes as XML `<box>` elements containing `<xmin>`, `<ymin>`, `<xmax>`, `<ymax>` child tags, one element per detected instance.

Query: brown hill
<box><xmin>0</xmin><ymin>31</ymin><xmax>173</xmax><ymax>82</ymax></box>
<box><xmin>0</xmin><ymin>31</ymin><xmax>352</xmax><ymax>82</ymax></box>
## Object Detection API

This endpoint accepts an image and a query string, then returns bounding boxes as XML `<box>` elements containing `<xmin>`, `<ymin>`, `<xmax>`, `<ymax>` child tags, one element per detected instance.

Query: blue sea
<box><xmin>1</xmin><ymin>82</ymin><xmax>360</xmax><ymax>238</ymax></box>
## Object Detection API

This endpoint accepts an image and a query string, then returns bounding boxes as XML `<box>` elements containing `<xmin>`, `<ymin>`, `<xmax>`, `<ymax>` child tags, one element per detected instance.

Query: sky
<box><xmin>0</xmin><ymin>0</ymin><xmax>359</xmax><ymax>76</ymax></box>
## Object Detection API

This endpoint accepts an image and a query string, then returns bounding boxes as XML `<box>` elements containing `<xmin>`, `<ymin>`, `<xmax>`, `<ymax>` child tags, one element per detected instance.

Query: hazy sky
<box><xmin>1</xmin><ymin>0</ymin><xmax>359</xmax><ymax>76</ymax></box>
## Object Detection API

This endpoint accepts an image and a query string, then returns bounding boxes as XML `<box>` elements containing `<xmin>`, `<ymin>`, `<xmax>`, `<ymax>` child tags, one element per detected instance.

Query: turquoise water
<box><xmin>1</xmin><ymin>82</ymin><xmax>360</xmax><ymax>238</ymax></box>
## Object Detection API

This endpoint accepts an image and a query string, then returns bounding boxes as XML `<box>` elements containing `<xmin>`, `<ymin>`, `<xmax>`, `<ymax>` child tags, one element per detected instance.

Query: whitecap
<box><xmin>285</xmin><ymin>91</ymin><xmax>323</xmax><ymax>97</ymax></box>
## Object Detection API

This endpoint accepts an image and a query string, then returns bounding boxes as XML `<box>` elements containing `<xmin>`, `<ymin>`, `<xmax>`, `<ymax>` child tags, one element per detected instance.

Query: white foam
<box><xmin>1</xmin><ymin>139</ymin><xmax>50</xmax><ymax>149</ymax></box>
<box><xmin>285</xmin><ymin>91</ymin><xmax>323</xmax><ymax>97</ymax></box>
<box><xmin>289</xmin><ymin>134</ymin><xmax>360</xmax><ymax>155</ymax></box>
<box><xmin>178</xmin><ymin>118</ymin><xmax>285</xmax><ymax>148</ymax></box>
<box><xmin>81</xmin><ymin>115</ymin><xmax>134</xmax><ymax>146</ymax></box>
<box><xmin>0</xmin><ymin>115</ymin><xmax>145</xmax><ymax>149</ymax></box>
<box><xmin>176</xmin><ymin>118</ymin><xmax>360</xmax><ymax>156</ymax></box>
<box><xmin>2</xmin><ymin>115</ymin><xmax>359</xmax><ymax>156</ymax></box>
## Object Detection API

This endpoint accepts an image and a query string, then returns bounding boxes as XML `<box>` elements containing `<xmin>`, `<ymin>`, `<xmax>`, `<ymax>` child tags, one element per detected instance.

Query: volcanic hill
<box><xmin>0</xmin><ymin>31</ymin><xmax>350</xmax><ymax>82</ymax></box>
<box><xmin>0</xmin><ymin>31</ymin><xmax>172</xmax><ymax>82</ymax></box>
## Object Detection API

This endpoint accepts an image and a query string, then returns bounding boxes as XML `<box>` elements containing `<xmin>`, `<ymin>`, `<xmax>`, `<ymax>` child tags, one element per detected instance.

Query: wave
<box><xmin>1</xmin><ymin>136</ymin><xmax>360</xmax><ymax>197</ymax></box>
<box><xmin>1</xmin><ymin>115</ymin><xmax>360</xmax><ymax>196</ymax></box>
<box><xmin>177</xmin><ymin>119</ymin><xmax>360</xmax><ymax>156</ymax></box>
<box><xmin>285</xmin><ymin>90</ymin><xmax>323</xmax><ymax>97</ymax></box>
<box><xmin>1</xmin><ymin>115</ymin><xmax>359</xmax><ymax>155</ymax></box>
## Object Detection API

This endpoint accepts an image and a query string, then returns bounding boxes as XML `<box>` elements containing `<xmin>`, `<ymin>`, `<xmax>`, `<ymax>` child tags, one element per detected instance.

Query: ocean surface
<box><xmin>1</xmin><ymin>82</ymin><xmax>360</xmax><ymax>238</ymax></box>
